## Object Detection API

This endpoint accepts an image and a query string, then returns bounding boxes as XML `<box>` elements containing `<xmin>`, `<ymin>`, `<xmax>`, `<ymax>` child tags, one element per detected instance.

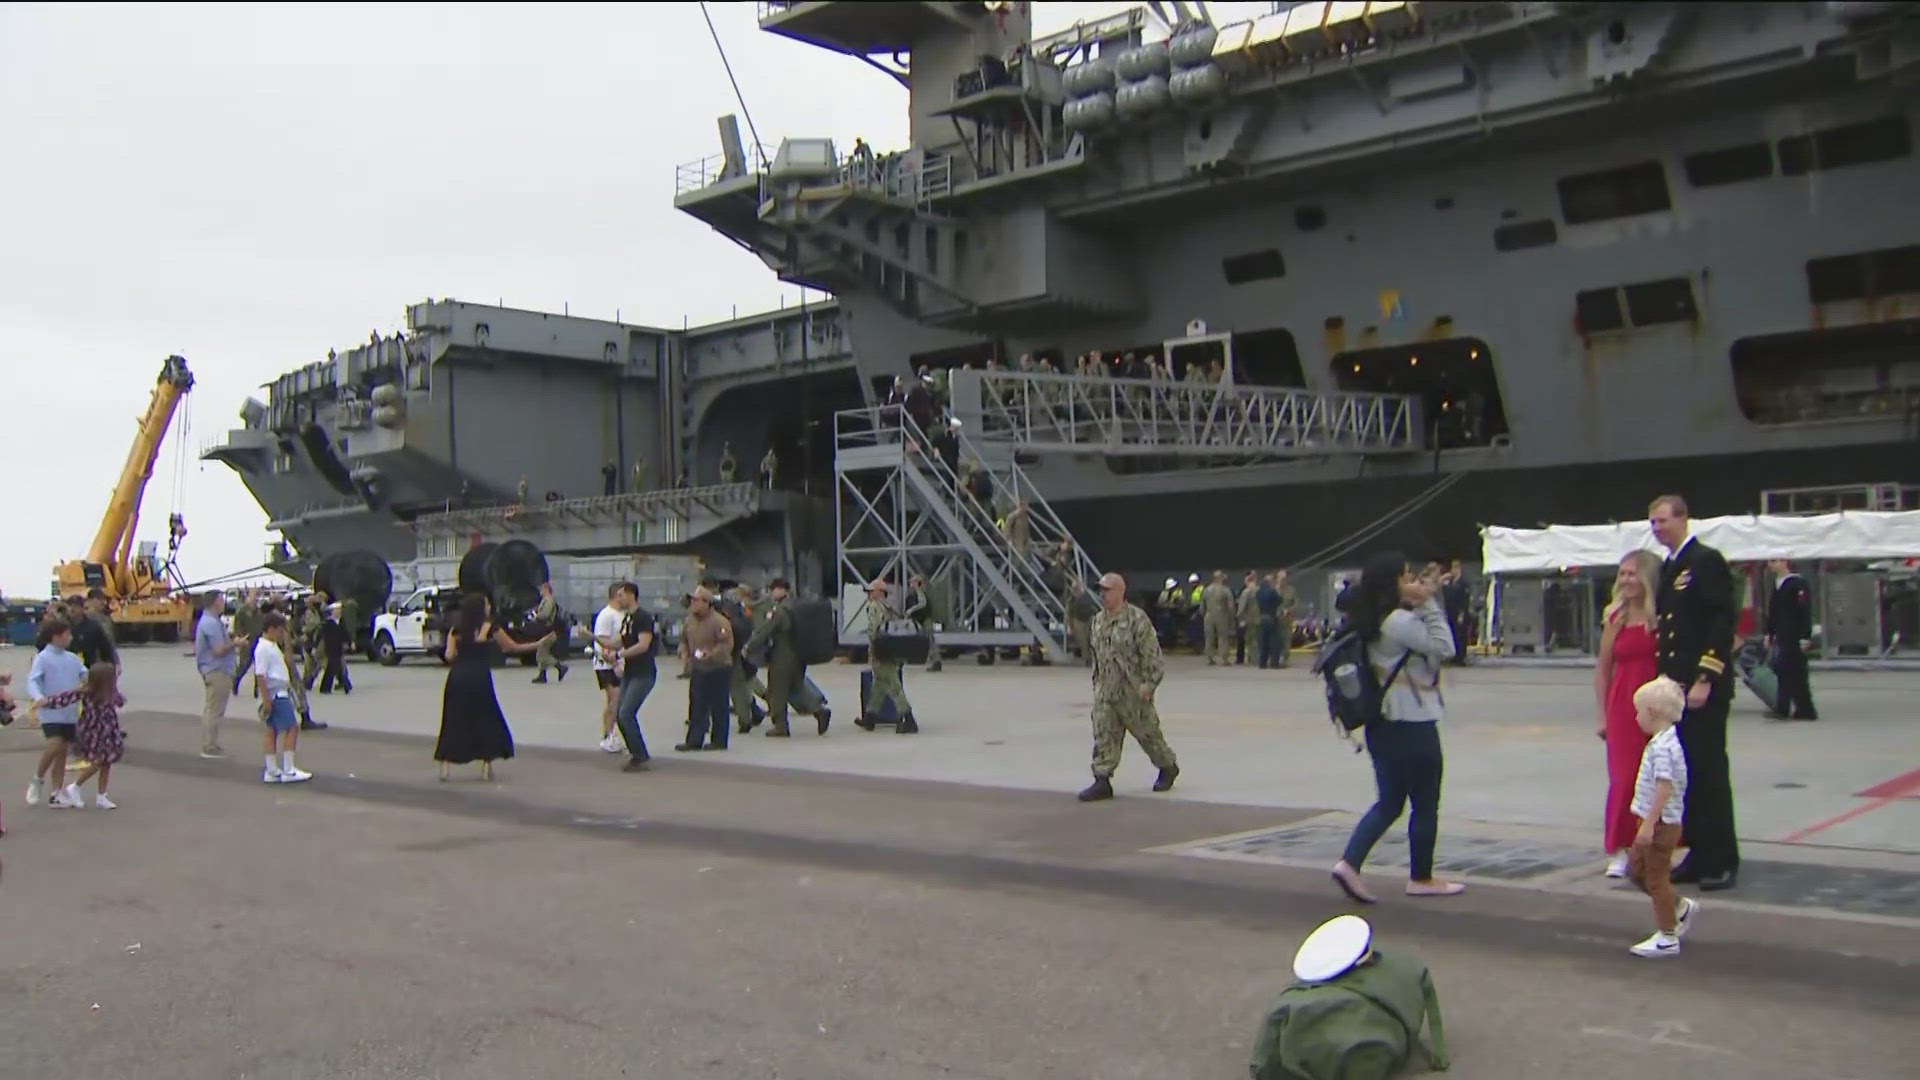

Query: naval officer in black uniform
<box><xmin>1649</xmin><ymin>495</ymin><xmax>1740</xmax><ymax>890</ymax></box>
<box><xmin>1765</xmin><ymin>558</ymin><xmax>1819</xmax><ymax>720</ymax></box>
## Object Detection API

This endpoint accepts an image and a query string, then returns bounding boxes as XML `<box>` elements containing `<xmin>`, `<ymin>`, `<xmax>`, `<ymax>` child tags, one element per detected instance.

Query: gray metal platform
<box><xmin>949</xmin><ymin>368</ymin><xmax>1422</xmax><ymax>459</ymax></box>
<box><xmin>405</xmin><ymin>483</ymin><xmax>769</xmax><ymax>556</ymax></box>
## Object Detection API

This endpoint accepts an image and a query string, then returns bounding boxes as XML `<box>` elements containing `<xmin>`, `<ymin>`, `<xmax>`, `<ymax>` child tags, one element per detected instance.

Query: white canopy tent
<box><xmin>1480</xmin><ymin>511</ymin><xmax>1920</xmax><ymax>573</ymax></box>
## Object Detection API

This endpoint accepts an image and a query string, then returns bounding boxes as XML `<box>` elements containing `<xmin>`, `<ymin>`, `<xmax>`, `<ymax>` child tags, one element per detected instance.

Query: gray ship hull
<box><xmin>1050</xmin><ymin>438</ymin><xmax>1920</xmax><ymax>574</ymax></box>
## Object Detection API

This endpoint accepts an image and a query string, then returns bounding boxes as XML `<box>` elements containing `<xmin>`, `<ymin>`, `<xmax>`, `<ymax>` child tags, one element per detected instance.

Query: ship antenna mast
<box><xmin>699</xmin><ymin>1</ymin><xmax>768</xmax><ymax>171</ymax></box>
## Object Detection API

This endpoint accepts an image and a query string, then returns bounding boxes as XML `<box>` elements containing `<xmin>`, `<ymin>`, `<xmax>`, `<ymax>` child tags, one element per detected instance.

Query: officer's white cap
<box><xmin>1294</xmin><ymin>914</ymin><xmax>1371</xmax><ymax>983</ymax></box>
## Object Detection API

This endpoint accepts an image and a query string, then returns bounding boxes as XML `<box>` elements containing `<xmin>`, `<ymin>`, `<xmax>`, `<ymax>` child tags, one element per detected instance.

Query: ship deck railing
<box><xmin>947</xmin><ymin>369</ymin><xmax>1423</xmax><ymax>457</ymax></box>
<box><xmin>677</xmin><ymin>132</ymin><xmax>951</xmax><ymax>209</ymax></box>
<box><xmin>267</xmin><ymin>497</ymin><xmax>374</xmax><ymax>531</ymax></box>
<box><xmin>406</xmin><ymin>483</ymin><xmax>762</xmax><ymax>537</ymax></box>
<box><xmin>674</xmin><ymin>142</ymin><xmax>778</xmax><ymax>196</ymax></box>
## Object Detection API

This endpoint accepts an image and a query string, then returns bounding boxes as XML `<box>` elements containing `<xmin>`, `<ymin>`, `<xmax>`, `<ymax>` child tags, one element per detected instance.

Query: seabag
<box><xmin>1248</xmin><ymin>948</ymin><xmax>1450</xmax><ymax>1080</ymax></box>
<box><xmin>788</xmin><ymin>597</ymin><xmax>839</xmax><ymax>666</ymax></box>
<box><xmin>1312</xmin><ymin>629</ymin><xmax>1409</xmax><ymax>744</ymax></box>
<box><xmin>719</xmin><ymin>599</ymin><xmax>756</xmax><ymax>657</ymax></box>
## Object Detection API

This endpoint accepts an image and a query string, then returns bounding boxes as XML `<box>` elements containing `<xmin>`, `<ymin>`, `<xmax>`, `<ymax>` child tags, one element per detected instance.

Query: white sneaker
<box><xmin>62</xmin><ymin>784</ymin><xmax>84</xmax><ymax>809</ymax></box>
<box><xmin>1629</xmin><ymin>931</ymin><xmax>1681</xmax><ymax>958</ymax></box>
<box><xmin>280</xmin><ymin>767</ymin><xmax>313</xmax><ymax>784</ymax></box>
<box><xmin>263</xmin><ymin>767</ymin><xmax>284</xmax><ymax>784</ymax></box>
<box><xmin>1675</xmin><ymin>896</ymin><xmax>1698</xmax><ymax>939</ymax></box>
<box><xmin>47</xmin><ymin>788</ymin><xmax>78</xmax><ymax>809</ymax></box>
<box><xmin>25</xmin><ymin>778</ymin><xmax>43</xmax><ymax>806</ymax></box>
<box><xmin>1605</xmin><ymin>853</ymin><xmax>1629</xmax><ymax>878</ymax></box>
<box><xmin>599</xmin><ymin>734</ymin><xmax>624</xmax><ymax>753</ymax></box>
<box><xmin>94</xmin><ymin>794</ymin><xmax>117</xmax><ymax>810</ymax></box>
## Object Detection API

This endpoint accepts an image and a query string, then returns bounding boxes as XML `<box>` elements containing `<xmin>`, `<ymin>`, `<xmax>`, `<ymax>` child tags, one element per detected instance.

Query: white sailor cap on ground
<box><xmin>1293</xmin><ymin>914</ymin><xmax>1373</xmax><ymax>983</ymax></box>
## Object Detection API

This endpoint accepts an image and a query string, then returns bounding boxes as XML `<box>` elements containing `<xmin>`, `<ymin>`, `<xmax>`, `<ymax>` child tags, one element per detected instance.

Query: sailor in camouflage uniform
<box><xmin>1078</xmin><ymin>573</ymin><xmax>1180</xmax><ymax>802</ymax></box>
<box><xmin>278</xmin><ymin>595</ymin><xmax>325</xmax><ymax>731</ymax></box>
<box><xmin>857</xmin><ymin>580</ymin><xmax>918</xmax><ymax>733</ymax></box>
<box><xmin>530</xmin><ymin>582</ymin><xmax>569</xmax><ymax>684</ymax></box>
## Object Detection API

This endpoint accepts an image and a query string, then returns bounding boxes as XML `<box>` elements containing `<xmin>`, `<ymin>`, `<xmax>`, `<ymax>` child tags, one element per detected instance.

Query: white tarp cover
<box><xmin>1480</xmin><ymin>511</ymin><xmax>1920</xmax><ymax>573</ymax></box>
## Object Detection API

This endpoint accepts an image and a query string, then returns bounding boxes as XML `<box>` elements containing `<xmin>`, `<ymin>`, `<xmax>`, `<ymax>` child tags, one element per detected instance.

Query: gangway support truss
<box><xmin>834</xmin><ymin>405</ymin><xmax>1100</xmax><ymax>661</ymax></box>
<box><xmin>406</xmin><ymin>484</ymin><xmax>765</xmax><ymax>556</ymax></box>
<box><xmin>947</xmin><ymin>369</ymin><xmax>1423</xmax><ymax>458</ymax></box>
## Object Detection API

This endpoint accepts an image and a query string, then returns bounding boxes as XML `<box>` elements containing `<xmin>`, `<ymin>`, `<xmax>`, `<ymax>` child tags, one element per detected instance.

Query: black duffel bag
<box><xmin>872</xmin><ymin>618</ymin><xmax>931</xmax><ymax>665</ymax></box>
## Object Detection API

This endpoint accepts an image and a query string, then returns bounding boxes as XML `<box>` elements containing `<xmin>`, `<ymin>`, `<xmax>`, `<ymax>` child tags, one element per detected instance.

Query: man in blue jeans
<box><xmin>609</xmin><ymin>582</ymin><xmax>657</xmax><ymax>773</ymax></box>
<box><xmin>676</xmin><ymin>586</ymin><xmax>735</xmax><ymax>751</ymax></box>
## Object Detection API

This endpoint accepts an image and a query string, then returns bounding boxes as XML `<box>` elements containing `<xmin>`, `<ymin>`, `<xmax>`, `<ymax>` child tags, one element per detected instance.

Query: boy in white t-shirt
<box><xmin>591</xmin><ymin>584</ymin><xmax>628</xmax><ymax>753</ymax></box>
<box><xmin>1626</xmin><ymin>676</ymin><xmax>1696</xmax><ymax>958</ymax></box>
<box><xmin>252</xmin><ymin>613</ymin><xmax>313</xmax><ymax>784</ymax></box>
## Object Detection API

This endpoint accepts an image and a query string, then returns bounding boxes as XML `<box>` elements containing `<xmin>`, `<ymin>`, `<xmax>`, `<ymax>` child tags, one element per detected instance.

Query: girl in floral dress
<box><xmin>41</xmin><ymin>662</ymin><xmax>127</xmax><ymax>810</ymax></box>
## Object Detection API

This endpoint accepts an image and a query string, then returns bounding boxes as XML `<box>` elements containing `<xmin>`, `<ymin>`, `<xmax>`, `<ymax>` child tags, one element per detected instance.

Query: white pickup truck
<box><xmin>369</xmin><ymin>585</ymin><xmax>461</xmax><ymax>665</ymax></box>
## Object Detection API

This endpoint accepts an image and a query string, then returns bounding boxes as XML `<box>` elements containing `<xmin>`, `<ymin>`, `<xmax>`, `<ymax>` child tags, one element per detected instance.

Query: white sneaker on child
<box><xmin>263</xmin><ymin>767</ymin><xmax>284</xmax><ymax>784</ymax></box>
<box><xmin>61</xmin><ymin>784</ymin><xmax>84</xmax><ymax>809</ymax></box>
<box><xmin>1630</xmin><ymin>931</ymin><xmax>1681</xmax><ymax>958</ymax></box>
<box><xmin>1675</xmin><ymin>896</ymin><xmax>1698</xmax><ymax>939</ymax></box>
<box><xmin>47</xmin><ymin>788</ymin><xmax>78</xmax><ymax>809</ymax></box>
<box><xmin>25</xmin><ymin>778</ymin><xmax>43</xmax><ymax>806</ymax></box>
<box><xmin>280</xmin><ymin>767</ymin><xmax>313</xmax><ymax>784</ymax></box>
<box><xmin>94</xmin><ymin>794</ymin><xmax>116</xmax><ymax>810</ymax></box>
<box><xmin>1605</xmin><ymin>852</ymin><xmax>1629</xmax><ymax>878</ymax></box>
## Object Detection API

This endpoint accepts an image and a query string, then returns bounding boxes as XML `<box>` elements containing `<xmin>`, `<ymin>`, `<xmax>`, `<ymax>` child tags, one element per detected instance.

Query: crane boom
<box><xmin>87</xmin><ymin>355</ymin><xmax>195</xmax><ymax>567</ymax></box>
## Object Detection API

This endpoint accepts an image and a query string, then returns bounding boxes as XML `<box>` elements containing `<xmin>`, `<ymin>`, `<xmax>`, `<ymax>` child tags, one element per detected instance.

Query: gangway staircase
<box><xmin>947</xmin><ymin>368</ymin><xmax>1423</xmax><ymax>460</ymax></box>
<box><xmin>834</xmin><ymin>404</ymin><xmax>1099</xmax><ymax>662</ymax></box>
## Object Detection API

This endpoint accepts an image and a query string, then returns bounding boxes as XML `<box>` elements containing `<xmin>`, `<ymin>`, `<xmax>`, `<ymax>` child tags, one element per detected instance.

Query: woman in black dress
<box><xmin>436</xmin><ymin>592</ymin><xmax>552</xmax><ymax>781</ymax></box>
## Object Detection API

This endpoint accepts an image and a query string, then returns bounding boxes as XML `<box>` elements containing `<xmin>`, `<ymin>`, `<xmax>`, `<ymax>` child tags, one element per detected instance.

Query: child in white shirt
<box><xmin>253</xmin><ymin>613</ymin><xmax>312</xmax><ymax>784</ymax></box>
<box><xmin>1626</xmin><ymin>676</ymin><xmax>1697</xmax><ymax>957</ymax></box>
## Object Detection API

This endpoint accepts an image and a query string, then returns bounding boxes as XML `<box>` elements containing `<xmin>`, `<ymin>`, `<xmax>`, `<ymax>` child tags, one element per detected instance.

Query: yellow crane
<box><xmin>51</xmin><ymin>355</ymin><xmax>196</xmax><ymax>641</ymax></box>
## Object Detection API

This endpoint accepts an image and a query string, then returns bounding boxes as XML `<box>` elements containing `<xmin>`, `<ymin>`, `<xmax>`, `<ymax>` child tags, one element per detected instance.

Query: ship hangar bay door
<box><xmin>1165</xmin><ymin>328</ymin><xmax>1231</xmax><ymax>382</ymax></box>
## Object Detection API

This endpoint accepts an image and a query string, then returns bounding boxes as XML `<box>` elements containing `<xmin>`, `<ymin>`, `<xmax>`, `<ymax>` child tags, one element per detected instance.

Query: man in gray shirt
<box><xmin>194</xmin><ymin>592</ymin><xmax>237</xmax><ymax>758</ymax></box>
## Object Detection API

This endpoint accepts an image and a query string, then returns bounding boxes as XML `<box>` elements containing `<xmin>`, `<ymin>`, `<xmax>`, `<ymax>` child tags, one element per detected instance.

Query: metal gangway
<box><xmin>947</xmin><ymin>368</ymin><xmax>1422</xmax><ymax>458</ymax></box>
<box><xmin>834</xmin><ymin>404</ymin><xmax>1101</xmax><ymax>661</ymax></box>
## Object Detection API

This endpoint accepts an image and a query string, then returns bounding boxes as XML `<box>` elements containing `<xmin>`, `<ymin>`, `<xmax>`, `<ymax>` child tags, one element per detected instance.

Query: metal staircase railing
<box><xmin>834</xmin><ymin>405</ymin><xmax>1085</xmax><ymax>659</ymax></box>
<box><xmin>948</xmin><ymin>368</ymin><xmax>1422</xmax><ymax>458</ymax></box>
<box><xmin>949</xmin><ymin>424</ymin><xmax>1101</xmax><ymax>598</ymax></box>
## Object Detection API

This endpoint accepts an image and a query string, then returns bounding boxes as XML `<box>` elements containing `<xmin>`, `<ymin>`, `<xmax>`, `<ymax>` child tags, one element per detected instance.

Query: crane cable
<box><xmin>699</xmin><ymin>1</ymin><xmax>768</xmax><ymax>171</ymax></box>
<box><xmin>170</xmin><ymin>385</ymin><xmax>193</xmax><ymax>514</ymax></box>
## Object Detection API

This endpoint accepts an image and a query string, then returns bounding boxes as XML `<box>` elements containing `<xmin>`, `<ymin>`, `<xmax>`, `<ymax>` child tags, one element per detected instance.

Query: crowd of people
<box><xmin>1323</xmin><ymin>493</ymin><xmax>1748</xmax><ymax>958</ymax></box>
<box><xmin>10</xmin><ymin>491</ymin><xmax>1767</xmax><ymax>960</ymax></box>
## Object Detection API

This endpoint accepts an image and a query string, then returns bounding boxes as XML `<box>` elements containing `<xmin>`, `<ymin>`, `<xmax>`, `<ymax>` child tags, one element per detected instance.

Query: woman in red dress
<box><xmin>1593</xmin><ymin>548</ymin><xmax>1662</xmax><ymax>877</ymax></box>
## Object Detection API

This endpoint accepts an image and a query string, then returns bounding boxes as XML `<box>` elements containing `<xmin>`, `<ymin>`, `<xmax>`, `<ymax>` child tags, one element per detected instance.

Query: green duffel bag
<box><xmin>1249</xmin><ymin>948</ymin><xmax>1450</xmax><ymax>1080</ymax></box>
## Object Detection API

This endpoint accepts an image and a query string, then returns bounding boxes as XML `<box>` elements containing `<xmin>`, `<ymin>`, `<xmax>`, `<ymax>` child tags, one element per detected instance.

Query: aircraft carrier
<box><xmin>208</xmin><ymin>1</ymin><xmax>1920</xmax><ymax>597</ymax></box>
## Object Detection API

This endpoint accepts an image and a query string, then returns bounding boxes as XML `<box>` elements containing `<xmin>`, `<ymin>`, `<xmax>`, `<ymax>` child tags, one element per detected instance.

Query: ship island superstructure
<box><xmin>207</xmin><ymin>1</ymin><xmax>1920</xmax><ymax>647</ymax></box>
<box><xmin>671</xmin><ymin>0</ymin><xmax>1920</xmax><ymax>572</ymax></box>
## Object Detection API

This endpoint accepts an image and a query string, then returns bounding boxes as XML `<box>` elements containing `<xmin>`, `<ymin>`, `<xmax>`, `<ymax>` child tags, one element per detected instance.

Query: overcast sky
<box><xmin>0</xmin><ymin>1</ymin><xmax>1268</xmax><ymax>596</ymax></box>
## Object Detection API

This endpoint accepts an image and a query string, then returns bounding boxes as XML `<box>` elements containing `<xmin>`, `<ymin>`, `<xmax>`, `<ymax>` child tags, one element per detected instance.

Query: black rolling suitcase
<box><xmin>859</xmin><ymin>668</ymin><xmax>908</xmax><ymax>725</ymax></box>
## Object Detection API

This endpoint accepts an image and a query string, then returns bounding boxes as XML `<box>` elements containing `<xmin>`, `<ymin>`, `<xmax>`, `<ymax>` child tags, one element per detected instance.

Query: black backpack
<box><xmin>719</xmin><ymin>599</ymin><xmax>755</xmax><ymax>654</ymax></box>
<box><xmin>1312</xmin><ymin>629</ymin><xmax>1409</xmax><ymax>749</ymax></box>
<box><xmin>788</xmin><ymin>597</ymin><xmax>838</xmax><ymax>666</ymax></box>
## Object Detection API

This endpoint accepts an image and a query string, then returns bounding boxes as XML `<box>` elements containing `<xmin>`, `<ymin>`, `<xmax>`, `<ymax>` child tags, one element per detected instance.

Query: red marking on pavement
<box><xmin>1855</xmin><ymin>767</ymin><xmax>1920</xmax><ymax>800</ymax></box>
<box><xmin>1779</xmin><ymin>769</ymin><xmax>1920</xmax><ymax>843</ymax></box>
